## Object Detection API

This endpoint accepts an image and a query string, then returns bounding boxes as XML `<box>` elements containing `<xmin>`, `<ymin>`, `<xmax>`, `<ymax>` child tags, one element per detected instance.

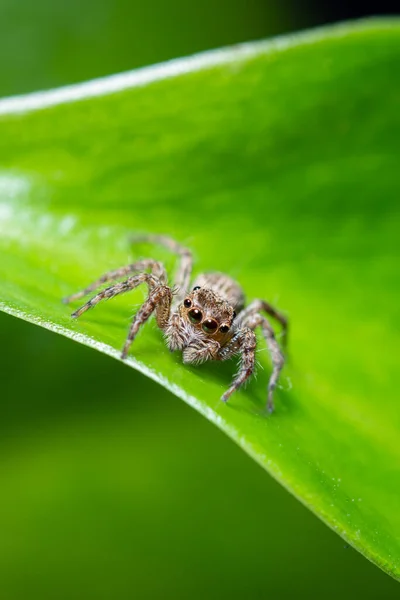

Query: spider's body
<box><xmin>64</xmin><ymin>235</ymin><xmax>287</xmax><ymax>412</ymax></box>
<box><xmin>166</xmin><ymin>276</ymin><xmax>241</xmax><ymax>354</ymax></box>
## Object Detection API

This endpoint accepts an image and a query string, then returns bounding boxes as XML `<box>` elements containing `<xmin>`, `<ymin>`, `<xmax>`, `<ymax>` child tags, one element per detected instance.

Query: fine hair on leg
<box><xmin>63</xmin><ymin>259</ymin><xmax>167</xmax><ymax>304</ymax></box>
<box><xmin>69</xmin><ymin>273</ymin><xmax>161</xmax><ymax>319</ymax></box>
<box><xmin>219</xmin><ymin>328</ymin><xmax>257</xmax><ymax>402</ymax></box>
<box><xmin>121</xmin><ymin>284</ymin><xmax>172</xmax><ymax>359</ymax></box>
<box><xmin>242</xmin><ymin>313</ymin><xmax>285</xmax><ymax>412</ymax></box>
<box><xmin>237</xmin><ymin>299</ymin><xmax>288</xmax><ymax>346</ymax></box>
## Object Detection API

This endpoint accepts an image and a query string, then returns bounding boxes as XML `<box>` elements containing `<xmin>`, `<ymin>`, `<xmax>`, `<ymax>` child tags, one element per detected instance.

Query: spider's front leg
<box><xmin>236</xmin><ymin>299</ymin><xmax>288</xmax><ymax>347</ymax></box>
<box><xmin>121</xmin><ymin>283</ymin><xmax>172</xmax><ymax>359</ymax></box>
<box><xmin>182</xmin><ymin>338</ymin><xmax>220</xmax><ymax>365</ymax></box>
<box><xmin>63</xmin><ymin>259</ymin><xmax>167</xmax><ymax>305</ymax></box>
<box><xmin>244</xmin><ymin>313</ymin><xmax>285</xmax><ymax>412</ymax></box>
<box><xmin>218</xmin><ymin>328</ymin><xmax>257</xmax><ymax>403</ymax></box>
<box><xmin>68</xmin><ymin>273</ymin><xmax>160</xmax><ymax>319</ymax></box>
<box><xmin>219</xmin><ymin>314</ymin><xmax>284</xmax><ymax>412</ymax></box>
<box><xmin>65</xmin><ymin>268</ymin><xmax>172</xmax><ymax>359</ymax></box>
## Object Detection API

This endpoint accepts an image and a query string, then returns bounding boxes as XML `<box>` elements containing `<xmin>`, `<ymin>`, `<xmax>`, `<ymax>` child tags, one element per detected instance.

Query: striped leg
<box><xmin>130</xmin><ymin>235</ymin><xmax>193</xmax><ymax>304</ymax></box>
<box><xmin>70</xmin><ymin>273</ymin><xmax>161</xmax><ymax>319</ymax></box>
<box><xmin>121</xmin><ymin>284</ymin><xmax>172</xmax><ymax>358</ymax></box>
<box><xmin>219</xmin><ymin>328</ymin><xmax>257</xmax><ymax>403</ymax></box>
<box><xmin>63</xmin><ymin>259</ymin><xmax>167</xmax><ymax>304</ymax></box>
<box><xmin>244</xmin><ymin>313</ymin><xmax>285</xmax><ymax>412</ymax></box>
<box><xmin>236</xmin><ymin>299</ymin><xmax>288</xmax><ymax>347</ymax></box>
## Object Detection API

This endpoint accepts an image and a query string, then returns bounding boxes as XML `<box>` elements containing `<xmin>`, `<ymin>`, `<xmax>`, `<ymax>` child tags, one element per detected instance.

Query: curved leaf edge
<box><xmin>1</xmin><ymin>302</ymin><xmax>398</xmax><ymax>582</ymax></box>
<box><xmin>1</xmin><ymin>16</ymin><xmax>400</xmax><ymax>581</ymax></box>
<box><xmin>0</xmin><ymin>17</ymin><xmax>398</xmax><ymax>115</ymax></box>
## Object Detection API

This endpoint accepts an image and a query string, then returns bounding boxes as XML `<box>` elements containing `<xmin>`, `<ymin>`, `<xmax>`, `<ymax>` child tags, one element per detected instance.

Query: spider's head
<box><xmin>180</xmin><ymin>286</ymin><xmax>235</xmax><ymax>342</ymax></box>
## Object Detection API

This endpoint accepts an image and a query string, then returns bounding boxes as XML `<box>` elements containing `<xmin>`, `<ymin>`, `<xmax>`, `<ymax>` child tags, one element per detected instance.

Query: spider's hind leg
<box><xmin>130</xmin><ymin>235</ymin><xmax>193</xmax><ymax>305</ymax></box>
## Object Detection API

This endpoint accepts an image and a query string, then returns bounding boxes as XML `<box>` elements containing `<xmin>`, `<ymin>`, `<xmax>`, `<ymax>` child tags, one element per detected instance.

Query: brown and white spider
<box><xmin>63</xmin><ymin>235</ymin><xmax>288</xmax><ymax>412</ymax></box>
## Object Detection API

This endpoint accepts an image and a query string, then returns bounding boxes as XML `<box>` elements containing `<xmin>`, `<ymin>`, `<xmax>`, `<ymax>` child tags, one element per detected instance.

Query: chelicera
<box><xmin>63</xmin><ymin>235</ymin><xmax>288</xmax><ymax>412</ymax></box>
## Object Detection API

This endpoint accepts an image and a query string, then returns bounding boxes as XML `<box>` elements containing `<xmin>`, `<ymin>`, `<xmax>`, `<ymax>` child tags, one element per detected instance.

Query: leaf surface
<box><xmin>0</xmin><ymin>19</ymin><xmax>399</xmax><ymax>579</ymax></box>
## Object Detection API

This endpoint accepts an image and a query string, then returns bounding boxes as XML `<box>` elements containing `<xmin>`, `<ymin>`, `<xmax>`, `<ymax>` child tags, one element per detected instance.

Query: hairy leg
<box><xmin>121</xmin><ymin>284</ymin><xmax>172</xmax><ymax>359</ymax></box>
<box><xmin>244</xmin><ymin>313</ymin><xmax>285</xmax><ymax>412</ymax></box>
<box><xmin>130</xmin><ymin>234</ymin><xmax>193</xmax><ymax>304</ymax></box>
<box><xmin>69</xmin><ymin>273</ymin><xmax>161</xmax><ymax>319</ymax></box>
<box><xmin>182</xmin><ymin>338</ymin><xmax>220</xmax><ymax>365</ymax></box>
<box><xmin>63</xmin><ymin>259</ymin><xmax>167</xmax><ymax>304</ymax></box>
<box><xmin>236</xmin><ymin>299</ymin><xmax>288</xmax><ymax>346</ymax></box>
<box><xmin>218</xmin><ymin>328</ymin><xmax>257</xmax><ymax>402</ymax></box>
<box><xmin>68</xmin><ymin>269</ymin><xmax>172</xmax><ymax>358</ymax></box>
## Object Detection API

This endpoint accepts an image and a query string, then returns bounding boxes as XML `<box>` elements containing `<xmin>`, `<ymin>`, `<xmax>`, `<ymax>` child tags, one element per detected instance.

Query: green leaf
<box><xmin>0</xmin><ymin>18</ymin><xmax>399</xmax><ymax>579</ymax></box>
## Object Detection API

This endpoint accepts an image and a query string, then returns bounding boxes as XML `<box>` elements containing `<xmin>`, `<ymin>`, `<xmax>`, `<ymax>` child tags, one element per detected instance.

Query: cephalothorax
<box><xmin>63</xmin><ymin>235</ymin><xmax>288</xmax><ymax>412</ymax></box>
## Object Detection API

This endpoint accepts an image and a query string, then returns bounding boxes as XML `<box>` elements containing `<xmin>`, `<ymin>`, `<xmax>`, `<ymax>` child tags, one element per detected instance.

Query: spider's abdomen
<box><xmin>192</xmin><ymin>272</ymin><xmax>245</xmax><ymax>311</ymax></box>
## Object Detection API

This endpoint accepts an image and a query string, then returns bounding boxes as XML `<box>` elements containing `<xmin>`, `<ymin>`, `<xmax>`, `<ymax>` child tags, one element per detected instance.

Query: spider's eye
<box><xmin>183</xmin><ymin>298</ymin><xmax>192</xmax><ymax>308</ymax></box>
<box><xmin>232</xmin><ymin>311</ymin><xmax>237</xmax><ymax>319</ymax></box>
<box><xmin>219</xmin><ymin>324</ymin><xmax>230</xmax><ymax>334</ymax></box>
<box><xmin>188</xmin><ymin>308</ymin><xmax>203</xmax><ymax>324</ymax></box>
<box><xmin>193</xmin><ymin>286</ymin><xmax>201</xmax><ymax>291</ymax></box>
<box><xmin>202</xmin><ymin>318</ymin><xmax>218</xmax><ymax>334</ymax></box>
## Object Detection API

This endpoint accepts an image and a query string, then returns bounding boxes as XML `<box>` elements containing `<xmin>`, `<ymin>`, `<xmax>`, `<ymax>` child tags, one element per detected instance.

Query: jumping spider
<box><xmin>63</xmin><ymin>235</ymin><xmax>288</xmax><ymax>412</ymax></box>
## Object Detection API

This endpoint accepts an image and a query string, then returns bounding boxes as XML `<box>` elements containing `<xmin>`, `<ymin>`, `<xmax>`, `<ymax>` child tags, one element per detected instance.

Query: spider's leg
<box><xmin>182</xmin><ymin>339</ymin><xmax>220</xmax><ymax>365</ymax></box>
<box><xmin>219</xmin><ymin>328</ymin><xmax>257</xmax><ymax>402</ymax></box>
<box><xmin>63</xmin><ymin>259</ymin><xmax>167</xmax><ymax>304</ymax></box>
<box><xmin>121</xmin><ymin>284</ymin><xmax>172</xmax><ymax>359</ymax></box>
<box><xmin>130</xmin><ymin>235</ymin><xmax>192</xmax><ymax>304</ymax></box>
<box><xmin>243</xmin><ymin>313</ymin><xmax>285</xmax><ymax>413</ymax></box>
<box><xmin>237</xmin><ymin>299</ymin><xmax>288</xmax><ymax>347</ymax></box>
<box><xmin>70</xmin><ymin>273</ymin><xmax>160</xmax><ymax>319</ymax></box>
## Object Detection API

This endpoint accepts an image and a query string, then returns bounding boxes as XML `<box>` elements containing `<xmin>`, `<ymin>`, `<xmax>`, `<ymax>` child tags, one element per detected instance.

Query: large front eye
<box><xmin>188</xmin><ymin>308</ymin><xmax>203</xmax><ymax>324</ymax></box>
<box><xmin>202</xmin><ymin>318</ymin><xmax>218</xmax><ymax>334</ymax></box>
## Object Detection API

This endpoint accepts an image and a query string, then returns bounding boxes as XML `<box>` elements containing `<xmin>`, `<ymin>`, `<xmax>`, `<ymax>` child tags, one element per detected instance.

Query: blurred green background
<box><xmin>0</xmin><ymin>0</ymin><xmax>302</xmax><ymax>97</ymax></box>
<box><xmin>0</xmin><ymin>0</ymin><xmax>399</xmax><ymax>598</ymax></box>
